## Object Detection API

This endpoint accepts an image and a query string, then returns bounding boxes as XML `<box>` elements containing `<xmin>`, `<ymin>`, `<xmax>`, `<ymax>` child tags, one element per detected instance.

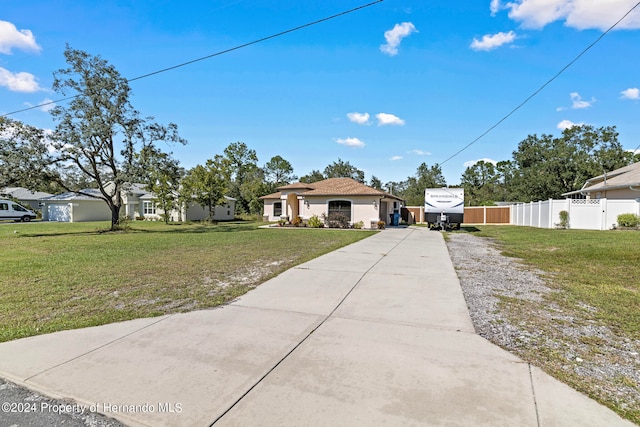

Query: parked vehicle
<box><xmin>0</xmin><ymin>199</ymin><xmax>37</xmax><ymax>222</ymax></box>
<box><xmin>424</xmin><ymin>188</ymin><xmax>464</xmax><ymax>230</ymax></box>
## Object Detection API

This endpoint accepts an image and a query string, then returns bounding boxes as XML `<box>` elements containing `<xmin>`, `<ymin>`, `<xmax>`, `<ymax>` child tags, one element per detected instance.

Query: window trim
<box><xmin>143</xmin><ymin>201</ymin><xmax>156</xmax><ymax>215</ymax></box>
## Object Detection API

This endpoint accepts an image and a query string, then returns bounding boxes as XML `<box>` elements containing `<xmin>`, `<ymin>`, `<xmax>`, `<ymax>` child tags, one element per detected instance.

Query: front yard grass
<box><xmin>0</xmin><ymin>220</ymin><xmax>375</xmax><ymax>343</ymax></box>
<box><xmin>472</xmin><ymin>226</ymin><xmax>640</xmax><ymax>341</ymax></box>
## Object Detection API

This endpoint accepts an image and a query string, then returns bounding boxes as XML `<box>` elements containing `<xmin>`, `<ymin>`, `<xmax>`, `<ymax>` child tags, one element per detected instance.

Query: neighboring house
<box><xmin>563</xmin><ymin>162</ymin><xmax>640</xmax><ymax>200</ymax></box>
<box><xmin>183</xmin><ymin>196</ymin><xmax>236</xmax><ymax>221</ymax></box>
<box><xmin>0</xmin><ymin>187</ymin><xmax>53</xmax><ymax>210</ymax></box>
<box><xmin>40</xmin><ymin>183</ymin><xmax>236</xmax><ymax>222</ymax></box>
<box><xmin>40</xmin><ymin>189</ymin><xmax>111</xmax><ymax>222</ymax></box>
<box><xmin>260</xmin><ymin>177</ymin><xmax>404</xmax><ymax>228</ymax></box>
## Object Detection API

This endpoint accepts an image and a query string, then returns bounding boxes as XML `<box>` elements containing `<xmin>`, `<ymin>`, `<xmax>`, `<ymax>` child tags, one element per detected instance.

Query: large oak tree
<box><xmin>50</xmin><ymin>46</ymin><xmax>186</xmax><ymax>229</ymax></box>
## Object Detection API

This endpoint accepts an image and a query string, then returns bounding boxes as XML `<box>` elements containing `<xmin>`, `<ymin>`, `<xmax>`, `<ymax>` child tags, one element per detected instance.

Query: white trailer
<box><xmin>424</xmin><ymin>188</ymin><xmax>464</xmax><ymax>230</ymax></box>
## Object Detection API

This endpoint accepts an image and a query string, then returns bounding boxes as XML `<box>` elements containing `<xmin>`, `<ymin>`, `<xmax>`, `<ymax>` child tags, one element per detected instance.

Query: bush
<box><xmin>307</xmin><ymin>215</ymin><xmax>323</xmax><ymax>228</ymax></box>
<box><xmin>353</xmin><ymin>220</ymin><xmax>365</xmax><ymax>229</ymax></box>
<box><xmin>327</xmin><ymin>212</ymin><xmax>350</xmax><ymax>229</ymax></box>
<box><xmin>617</xmin><ymin>213</ymin><xmax>640</xmax><ymax>228</ymax></box>
<box><xmin>558</xmin><ymin>210</ymin><xmax>569</xmax><ymax>229</ymax></box>
<box><xmin>292</xmin><ymin>216</ymin><xmax>303</xmax><ymax>227</ymax></box>
<box><xmin>377</xmin><ymin>220</ymin><xmax>386</xmax><ymax>230</ymax></box>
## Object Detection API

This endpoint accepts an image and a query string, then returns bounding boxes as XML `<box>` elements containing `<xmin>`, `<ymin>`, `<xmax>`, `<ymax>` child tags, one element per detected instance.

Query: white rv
<box><xmin>424</xmin><ymin>188</ymin><xmax>464</xmax><ymax>230</ymax></box>
<box><xmin>0</xmin><ymin>199</ymin><xmax>37</xmax><ymax>222</ymax></box>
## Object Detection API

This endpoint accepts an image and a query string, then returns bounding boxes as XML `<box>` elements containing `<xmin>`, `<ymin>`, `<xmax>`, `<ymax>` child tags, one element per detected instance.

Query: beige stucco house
<box><xmin>563</xmin><ymin>162</ymin><xmax>640</xmax><ymax>200</ymax></box>
<box><xmin>260</xmin><ymin>178</ymin><xmax>404</xmax><ymax>228</ymax></box>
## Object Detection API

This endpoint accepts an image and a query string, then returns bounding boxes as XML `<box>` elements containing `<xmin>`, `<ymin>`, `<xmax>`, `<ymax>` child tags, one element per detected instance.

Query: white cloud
<box><xmin>23</xmin><ymin>98</ymin><xmax>55</xmax><ymax>112</ymax></box>
<box><xmin>39</xmin><ymin>98</ymin><xmax>56</xmax><ymax>112</ymax></box>
<box><xmin>0</xmin><ymin>67</ymin><xmax>42</xmax><ymax>92</ymax></box>
<box><xmin>376</xmin><ymin>113</ymin><xmax>405</xmax><ymax>126</ymax></box>
<box><xmin>464</xmin><ymin>158</ymin><xmax>498</xmax><ymax>168</ymax></box>
<box><xmin>621</xmin><ymin>87</ymin><xmax>640</xmax><ymax>100</ymax></box>
<box><xmin>557</xmin><ymin>119</ymin><xmax>584</xmax><ymax>130</ymax></box>
<box><xmin>409</xmin><ymin>149</ymin><xmax>431</xmax><ymax>156</ymax></box>
<box><xmin>390</xmin><ymin>155</ymin><xmax>403</xmax><ymax>161</ymax></box>
<box><xmin>501</xmin><ymin>0</ymin><xmax>640</xmax><ymax>31</ymax></box>
<box><xmin>0</xmin><ymin>20</ymin><xmax>41</xmax><ymax>54</ymax></box>
<box><xmin>490</xmin><ymin>0</ymin><xmax>503</xmax><ymax>16</ymax></box>
<box><xmin>334</xmin><ymin>137</ymin><xmax>365</xmax><ymax>148</ymax></box>
<box><xmin>470</xmin><ymin>31</ymin><xmax>517</xmax><ymax>51</ymax></box>
<box><xmin>347</xmin><ymin>112</ymin><xmax>371</xmax><ymax>125</ymax></box>
<box><xmin>380</xmin><ymin>22</ymin><xmax>417</xmax><ymax>56</ymax></box>
<box><xmin>570</xmin><ymin>92</ymin><xmax>594</xmax><ymax>109</ymax></box>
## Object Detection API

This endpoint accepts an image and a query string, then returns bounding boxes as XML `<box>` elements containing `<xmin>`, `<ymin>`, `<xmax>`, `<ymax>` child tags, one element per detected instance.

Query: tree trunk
<box><xmin>110</xmin><ymin>204</ymin><xmax>121</xmax><ymax>230</ymax></box>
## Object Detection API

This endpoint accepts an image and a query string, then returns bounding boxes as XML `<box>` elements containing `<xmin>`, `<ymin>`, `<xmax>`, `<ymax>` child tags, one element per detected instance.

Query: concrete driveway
<box><xmin>0</xmin><ymin>227</ymin><xmax>634</xmax><ymax>426</ymax></box>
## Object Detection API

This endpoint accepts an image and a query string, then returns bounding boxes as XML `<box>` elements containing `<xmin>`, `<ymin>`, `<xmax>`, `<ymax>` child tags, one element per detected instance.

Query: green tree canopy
<box><xmin>181</xmin><ymin>155</ymin><xmax>230</xmax><ymax>220</ymax></box>
<box><xmin>299</xmin><ymin>169</ymin><xmax>324</xmax><ymax>184</ymax></box>
<box><xmin>0</xmin><ymin>117</ymin><xmax>64</xmax><ymax>193</ymax></box>
<box><xmin>401</xmin><ymin>162</ymin><xmax>447</xmax><ymax>206</ymax></box>
<box><xmin>263</xmin><ymin>155</ymin><xmax>297</xmax><ymax>192</ymax></box>
<box><xmin>322</xmin><ymin>158</ymin><xmax>365</xmax><ymax>183</ymax></box>
<box><xmin>510</xmin><ymin>125</ymin><xmax>631</xmax><ymax>201</ymax></box>
<box><xmin>223</xmin><ymin>141</ymin><xmax>259</xmax><ymax>213</ymax></box>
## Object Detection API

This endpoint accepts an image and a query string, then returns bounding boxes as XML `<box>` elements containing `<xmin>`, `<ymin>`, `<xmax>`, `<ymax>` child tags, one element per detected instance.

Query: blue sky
<box><xmin>2</xmin><ymin>0</ymin><xmax>640</xmax><ymax>185</ymax></box>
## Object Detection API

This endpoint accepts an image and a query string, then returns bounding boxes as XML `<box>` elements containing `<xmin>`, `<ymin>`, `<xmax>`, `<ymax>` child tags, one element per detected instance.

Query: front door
<box><xmin>379</xmin><ymin>200</ymin><xmax>388</xmax><ymax>224</ymax></box>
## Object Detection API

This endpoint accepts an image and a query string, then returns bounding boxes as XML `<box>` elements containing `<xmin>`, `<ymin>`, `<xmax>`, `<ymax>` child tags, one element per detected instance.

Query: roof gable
<box><xmin>267</xmin><ymin>178</ymin><xmax>402</xmax><ymax>200</ymax></box>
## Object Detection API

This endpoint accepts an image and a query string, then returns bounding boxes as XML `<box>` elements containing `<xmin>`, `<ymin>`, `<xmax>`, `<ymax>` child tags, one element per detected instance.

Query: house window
<box><xmin>273</xmin><ymin>202</ymin><xmax>282</xmax><ymax>217</ymax></box>
<box><xmin>328</xmin><ymin>200</ymin><xmax>351</xmax><ymax>221</ymax></box>
<box><xmin>143</xmin><ymin>201</ymin><xmax>156</xmax><ymax>215</ymax></box>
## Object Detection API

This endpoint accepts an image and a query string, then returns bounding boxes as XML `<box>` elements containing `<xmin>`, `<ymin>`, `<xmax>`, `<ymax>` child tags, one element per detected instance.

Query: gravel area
<box><xmin>0</xmin><ymin>378</ymin><xmax>125</xmax><ymax>426</ymax></box>
<box><xmin>446</xmin><ymin>232</ymin><xmax>640</xmax><ymax>424</ymax></box>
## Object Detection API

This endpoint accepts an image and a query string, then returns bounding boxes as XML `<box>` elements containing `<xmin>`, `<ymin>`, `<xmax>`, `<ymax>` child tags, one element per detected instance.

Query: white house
<box><xmin>40</xmin><ymin>189</ymin><xmax>111</xmax><ymax>222</ymax></box>
<box><xmin>40</xmin><ymin>183</ymin><xmax>236</xmax><ymax>222</ymax></box>
<box><xmin>260</xmin><ymin>178</ymin><xmax>404</xmax><ymax>229</ymax></box>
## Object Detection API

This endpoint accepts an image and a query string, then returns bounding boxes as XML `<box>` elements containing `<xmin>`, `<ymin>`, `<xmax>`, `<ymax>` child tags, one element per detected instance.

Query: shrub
<box><xmin>558</xmin><ymin>210</ymin><xmax>569</xmax><ymax>229</ymax></box>
<box><xmin>353</xmin><ymin>220</ymin><xmax>365</xmax><ymax>229</ymax></box>
<box><xmin>327</xmin><ymin>212</ymin><xmax>350</xmax><ymax>229</ymax></box>
<box><xmin>292</xmin><ymin>216</ymin><xmax>303</xmax><ymax>227</ymax></box>
<box><xmin>307</xmin><ymin>214</ymin><xmax>323</xmax><ymax>228</ymax></box>
<box><xmin>377</xmin><ymin>220</ymin><xmax>386</xmax><ymax>230</ymax></box>
<box><xmin>617</xmin><ymin>213</ymin><xmax>640</xmax><ymax>228</ymax></box>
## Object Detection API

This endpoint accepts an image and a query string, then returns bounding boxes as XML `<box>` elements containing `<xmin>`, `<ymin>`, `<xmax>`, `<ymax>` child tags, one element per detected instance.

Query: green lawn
<box><xmin>470</xmin><ymin>226</ymin><xmax>640</xmax><ymax>340</ymax></box>
<box><xmin>0</xmin><ymin>220</ymin><xmax>375</xmax><ymax>342</ymax></box>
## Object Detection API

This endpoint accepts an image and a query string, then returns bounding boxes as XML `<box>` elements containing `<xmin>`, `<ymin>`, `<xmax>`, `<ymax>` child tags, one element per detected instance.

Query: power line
<box><xmin>440</xmin><ymin>1</ymin><xmax>640</xmax><ymax>167</ymax></box>
<box><xmin>2</xmin><ymin>0</ymin><xmax>384</xmax><ymax>117</ymax></box>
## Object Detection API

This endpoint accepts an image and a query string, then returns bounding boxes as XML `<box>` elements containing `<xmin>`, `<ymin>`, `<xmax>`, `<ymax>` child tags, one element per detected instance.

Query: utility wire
<box><xmin>439</xmin><ymin>1</ymin><xmax>640</xmax><ymax>167</ymax></box>
<box><xmin>2</xmin><ymin>0</ymin><xmax>383</xmax><ymax>117</ymax></box>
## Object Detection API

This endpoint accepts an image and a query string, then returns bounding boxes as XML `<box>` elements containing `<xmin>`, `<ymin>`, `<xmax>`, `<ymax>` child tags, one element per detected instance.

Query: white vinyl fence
<box><xmin>511</xmin><ymin>198</ymin><xmax>640</xmax><ymax>230</ymax></box>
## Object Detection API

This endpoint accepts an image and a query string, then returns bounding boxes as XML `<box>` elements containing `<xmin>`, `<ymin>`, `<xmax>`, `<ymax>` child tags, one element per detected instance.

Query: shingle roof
<box><xmin>40</xmin><ymin>189</ymin><xmax>104</xmax><ymax>201</ymax></box>
<box><xmin>582</xmin><ymin>162</ymin><xmax>640</xmax><ymax>192</ymax></box>
<box><xmin>1</xmin><ymin>187</ymin><xmax>53</xmax><ymax>200</ymax></box>
<box><xmin>259</xmin><ymin>178</ymin><xmax>403</xmax><ymax>200</ymax></box>
<box><xmin>562</xmin><ymin>162</ymin><xmax>640</xmax><ymax>196</ymax></box>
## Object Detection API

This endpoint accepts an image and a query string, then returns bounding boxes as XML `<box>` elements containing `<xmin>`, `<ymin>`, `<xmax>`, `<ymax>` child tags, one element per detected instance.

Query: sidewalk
<box><xmin>0</xmin><ymin>227</ymin><xmax>634</xmax><ymax>426</ymax></box>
